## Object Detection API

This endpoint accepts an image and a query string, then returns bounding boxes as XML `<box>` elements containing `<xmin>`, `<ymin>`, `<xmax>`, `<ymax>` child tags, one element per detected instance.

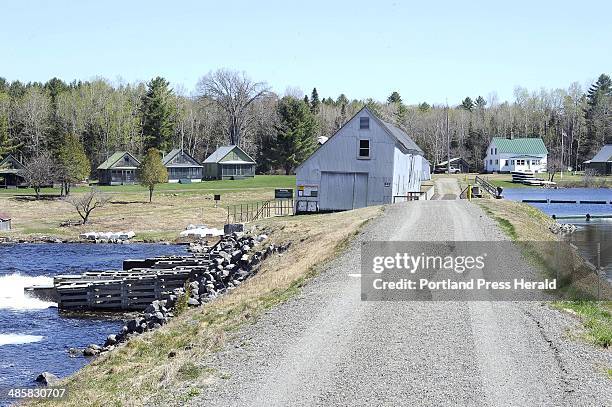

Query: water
<box><xmin>0</xmin><ymin>243</ymin><xmax>186</xmax><ymax>404</ymax></box>
<box><xmin>504</xmin><ymin>188</ymin><xmax>612</xmax><ymax>280</ymax></box>
<box><xmin>502</xmin><ymin>188</ymin><xmax>612</xmax><ymax>217</ymax></box>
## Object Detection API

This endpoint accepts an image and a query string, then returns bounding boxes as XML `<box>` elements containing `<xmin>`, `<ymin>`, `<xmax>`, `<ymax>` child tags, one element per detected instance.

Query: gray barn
<box><xmin>295</xmin><ymin>106</ymin><xmax>430</xmax><ymax>212</ymax></box>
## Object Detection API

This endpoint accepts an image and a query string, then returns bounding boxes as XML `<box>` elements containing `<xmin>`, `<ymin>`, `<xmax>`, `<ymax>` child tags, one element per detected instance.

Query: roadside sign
<box><xmin>275</xmin><ymin>188</ymin><xmax>293</xmax><ymax>199</ymax></box>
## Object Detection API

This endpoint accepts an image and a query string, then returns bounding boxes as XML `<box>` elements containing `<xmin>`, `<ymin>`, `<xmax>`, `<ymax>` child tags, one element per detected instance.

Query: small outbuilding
<box><xmin>434</xmin><ymin>157</ymin><xmax>470</xmax><ymax>173</ymax></box>
<box><xmin>585</xmin><ymin>144</ymin><xmax>612</xmax><ymax>175</ymax></box>
<box><xmin>97</xmin><ymin>152</ymin><xmax>141</xmax><ymax>186</ymax></box>
<box><xmin>0</xmin><ymin>212</ymin><xmax>11</xmax><ymax>231</ymax></box>
<box><xmin>202</xmin><ymin>145</ymin><xmax>256</xmax><ymax>180</ymax></box>
<box><xmin>295</xmin><ymin>106</ymin><xmax>430</xmax><ymax>212</ymax></box>
<box><xmin>0</xmin><ymin>155</ymin><xmax>26</xmax><ymax>188</ymax></box>
<box><xmin>163</xmin><ymin>148</ymin><xmax>203</xmax><ymax>183</ymax></box>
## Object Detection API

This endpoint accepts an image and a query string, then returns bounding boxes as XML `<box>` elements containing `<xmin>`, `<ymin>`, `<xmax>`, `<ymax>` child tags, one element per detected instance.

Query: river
<box><xmin>0</xmin><ymin>243</ymin><xmax>186</xmax><ymax>405</ymax></box>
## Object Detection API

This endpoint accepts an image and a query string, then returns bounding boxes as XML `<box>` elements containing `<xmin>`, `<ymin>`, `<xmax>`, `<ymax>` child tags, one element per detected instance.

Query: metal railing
<box><xmin>226</xmin><ymin>199</ymin><xmax>294</xmax><ymax>224</ymax></box>
<box><xmin>475</xmin><ymin>176</ymin><xmax>502</xmax><ymax>198</ymax></box>
<box><xmin>393</xmin><ymin>192</ymin><xmax>425</xmax><ymax>203</ymax></box>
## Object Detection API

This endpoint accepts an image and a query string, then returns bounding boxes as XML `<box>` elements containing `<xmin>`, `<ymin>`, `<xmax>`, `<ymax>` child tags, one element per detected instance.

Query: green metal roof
<box><xmin>491</xmin><ymin>137</ymin><xmax>548</xmax><ymax>155</ymax></box>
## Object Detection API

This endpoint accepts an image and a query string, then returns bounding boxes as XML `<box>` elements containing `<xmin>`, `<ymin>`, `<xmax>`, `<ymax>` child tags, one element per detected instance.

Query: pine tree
<box><xmin>57</xmin><ymin>133</ymin><xmax>91</xmax><ymax>195</ymax></box>
<box><xmin>44</xmin><ymin>78</ymin><xmax>69</xmax><ymax>155</ymax></box>
<box><xmin>139</xmin><ymin>148</ymin><xmax>168</xmax><ymax>202</ymax></box>
<box><xmin>475</xmin><ymin>96</ymin><xmax>487</xmax><ymax>110</ymax></box>
<box><xmin>387</xmin><ymin>91</ymin><xmax>402</xmax><ymax>104</ymax></box>
<box><xmin>418</xmin><ymin>102</ymin><xmax>430</xmax><ymax>112</ymax></box>
<box><xmin>272</xmin><ymin>97</ymin><xmax>318</xmax><ymax>174</ymax></box>
<box><xmin>583</xmin><ymin>74</ymin><xmax>612</xmax><ymax>157</ymax></box>
<box><xmin>336</xmin><ymin>94</ymin><xmax>349</xmax><ymax>106</ymax></box>
<box><xmin>461</xmin><ymin>97</ymin><xmax>474</xmax><ymax>111</ymax></box>
<box><xmin>310</xmin><ymin>88</ymin><xmax>320</xmax><ymax>114</ymax></box>
<box><xmin>303</xmin><ymin>94</ymin><xmax>309</xmax><ymax>105</ymax></box>
<box><xmin>141</xmin><ymin>77</ymin><xmax>176</xmax><ymax>152</ymax></box>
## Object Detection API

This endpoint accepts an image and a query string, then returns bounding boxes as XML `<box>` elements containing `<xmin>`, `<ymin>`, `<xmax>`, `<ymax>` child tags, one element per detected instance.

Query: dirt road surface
<box><xmin>194</xmin><ymin>179</ymin><xmax>611</xmax><ymax>407</ymax></box>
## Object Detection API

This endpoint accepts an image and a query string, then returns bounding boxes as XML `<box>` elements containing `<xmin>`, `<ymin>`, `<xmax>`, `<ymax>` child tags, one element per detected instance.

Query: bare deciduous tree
<box><xmin>23</xmin><ymin>152</ymin><xmax>56</xmax><ymax>199</ymax></box>
<box><xmin>197</xmin><ymin>69</ymin><xmax>269</xmax><ymax>146</ymax></box>
<box><xmin>66</xmin><ymin>188</ymin><xmax>110</xmax><ymax>224</ymax></box>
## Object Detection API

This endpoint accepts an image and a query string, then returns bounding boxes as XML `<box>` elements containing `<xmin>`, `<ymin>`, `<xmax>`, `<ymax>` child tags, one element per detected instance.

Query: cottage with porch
<box><xmin>0</xmin><ymin>155</ymin><xmax>26</xmax><ymax>188</ymax></box>
<box><xmin>163</xmin><ymin>148</ymin><xmax>203</xmax><ymax>183</ymax></box>
<box><xmin>97</xmin><ymin>152</ymin><xmax>141</xmax><ymax>185</ymax></box>
<box><xmin>484</xmin><ymin>137</ymin><xmax>548</xmax><ymax>173</ymax></box>
<box><xmin>202</xmin><ymin>145</ymin><xmax>256</xmax><ymax>180</ymax></box>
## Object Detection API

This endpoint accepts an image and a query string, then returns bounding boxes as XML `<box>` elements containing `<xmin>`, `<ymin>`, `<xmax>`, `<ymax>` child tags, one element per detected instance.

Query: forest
<box><xmin>0</xmin><ymin>69</ymin><xmax>611</xmax><ymax>180</ymax></box>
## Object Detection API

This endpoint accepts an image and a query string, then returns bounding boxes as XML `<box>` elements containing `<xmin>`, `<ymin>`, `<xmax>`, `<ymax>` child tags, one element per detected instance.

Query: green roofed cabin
<box><xmin>203</xmin><ymin>145</ymin><xmax>256</xmax><ymax>180</ymax></box>
<box><xmin>163</xmin><ymin>148</ymin><xmax>203</xmax><ymax>183</ymax></box>
<box><xmin>484</xmin><ymin>137</ymin><xmax>548</xmax><ymax>173</ymax></box>
<box><xmin>0</xmin><ymin>155</ymin><xmax>26</xmax><ymax>188</ymax></box>
<box><xmin>97</xmin><ymin>151</ymin><xmax>141</xmax><ymax>185</ymax></box>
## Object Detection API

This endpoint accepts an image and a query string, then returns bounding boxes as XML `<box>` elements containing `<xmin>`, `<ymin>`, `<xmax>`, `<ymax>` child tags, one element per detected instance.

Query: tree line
<box><xmin>1</xmin><ymin>70</ymin><xmax>611</xmax><ymax>181</ymax></box>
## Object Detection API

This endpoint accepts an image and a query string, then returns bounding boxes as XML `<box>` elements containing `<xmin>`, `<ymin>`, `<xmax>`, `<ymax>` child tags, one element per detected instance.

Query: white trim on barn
<box><xmin>295</xmin><ymin>107</ymin><xmax>430</xmax><ymax>212</ymax></box>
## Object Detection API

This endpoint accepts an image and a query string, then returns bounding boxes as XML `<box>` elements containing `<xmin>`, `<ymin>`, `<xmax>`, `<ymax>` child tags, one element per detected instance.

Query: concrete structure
<box><xmin>0</xmin><ymin>212</ymin><xmax>10</xmax><ymax>231</ymax></box>
<box><xmin>0</xmin><ymin>155</ymin><xmax>26</xmax><ymax>188</ymax></box>
<box><xmin>434</xmin><ymin>157</ymin><xmax>470</xmax><ymax>173</ymax></box>
<box><xmin>97</xmin><ymin>152</ymin><xmax>141</xmax><ymax>185</ymax></box>
<box><xmin>585</xmin><ymin>144</ymin><xmax>612</xmax><ymax>175</ymax></box>
<box><xmin>295</xmin><ymin>106</ymin><xmax>430</xmax><ymax>212</ymax></box>
<box><xmin>484</xmin><ymin>137</ymin><xmax>548</xmax><ymax>173</ymax></box>
<box><xmin>203</xmin><ymin>145</ymin><xmax>256</xmax><ymax>180</ymax></box>
<box><xmin>163</xmin><ymin>148</ymin><xmax>203</xmax><ymax>183</ymax></box>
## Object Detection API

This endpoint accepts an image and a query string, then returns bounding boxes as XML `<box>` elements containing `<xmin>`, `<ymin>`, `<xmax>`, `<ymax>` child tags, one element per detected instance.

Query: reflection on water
<box><xmin>566</xmin><ymin>219</ymin><xmax>612</xmax><ymax>281</ymax></box>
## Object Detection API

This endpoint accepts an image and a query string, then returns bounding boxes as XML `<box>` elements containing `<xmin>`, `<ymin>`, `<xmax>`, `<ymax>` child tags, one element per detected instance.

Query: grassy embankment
<box><xmin>28</xmin><ymin>205</ymin><xmax>381</xmax><ymax>406</ymax></box>
<box><xmin>477</xmin><ymin>199</ymin><xmax>611</xmax><ymax>349</ymax></box>
<box><xmin>0</xmin><ymin>175</ymin><xmax>295</xmax><ymax>242</ymax></box>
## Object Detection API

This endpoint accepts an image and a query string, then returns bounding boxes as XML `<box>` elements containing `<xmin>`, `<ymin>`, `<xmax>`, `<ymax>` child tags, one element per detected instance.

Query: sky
<box><xmin>1</xmin><ymin>0</ymin><xmax>611</xmax><ymax>105</ymax></box>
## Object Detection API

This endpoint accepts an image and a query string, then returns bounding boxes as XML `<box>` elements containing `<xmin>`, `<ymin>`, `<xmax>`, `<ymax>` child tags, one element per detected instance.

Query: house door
<box><xmin>353</xmin><ymin>173</ymin><xmax>368</xmax><ymax>208</ymax></box>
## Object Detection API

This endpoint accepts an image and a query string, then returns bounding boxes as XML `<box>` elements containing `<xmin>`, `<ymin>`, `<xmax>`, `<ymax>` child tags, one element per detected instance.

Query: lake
<box><xmin>0</xmin><ymin>243</ymin><xmax>186</xmax><ymax>405</ymax></box>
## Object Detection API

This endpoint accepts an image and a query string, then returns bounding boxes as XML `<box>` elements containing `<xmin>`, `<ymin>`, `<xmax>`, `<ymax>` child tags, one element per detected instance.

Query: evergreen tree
<box><xmin>418</xmin><ymin>102</ymin><xmax>430</xmax><ymax>112</ymax></box>
<box><xmin>387</xmin><ymin>91</ymin><xmax>402</xmax><ymax>104</ymax></box>
<box><xmin>141</xmin><ymin>77</ymin><xmax>176</xmax><ymax>152</ymax></box>
<box><xmin>57</xmin><ymin>133</ymin><xmax>91</xmax><ymax>195</ymax></box>
<box><xmin>272</xmin><ymin>97</ymin><xmax>318</xmax><ymax>174</ymax></box>
<box><xmin>139</xmin><ymin>148</ymin><xmax>168</xmax><ymax>202</ymax></box>
<box><xmin>461</xmin><ymin>97</ymin><xmax>474</xmax><ymax>111</ymax></box>
<box><xmin>44</xmin><ymin>78</ymin><xmax>69</xmax><ymax>155</ymax></box>
<box><xmin>303</xmin><ymin>94</ymin><xmax>309</xmax><ymax>105</ymax></box>
<box><xmin>475</xmin><ymin>96</ymin><xmax>487</xmax><ymax>110</ymax></box>
<box><xmin>336</xmin><ymin>94</ymin><xmax>349</xmax><ymax>106</ymax></box>
<box><xmin>583</xmin><ymin>74</ymin><xmax>612</xmax><ymax>157</ymax></box>
<box><xmin>310</xmin><ymin>88</ymin><xmax>320</xmax><ymax>114</ymax></box>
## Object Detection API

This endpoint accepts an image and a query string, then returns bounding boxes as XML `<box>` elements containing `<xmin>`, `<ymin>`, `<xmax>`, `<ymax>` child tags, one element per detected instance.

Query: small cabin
<box><xmin>0</xmin><ymin>212</ymin><xmax>11</xmax><ymax>231</ymax></box>
<box><xmin>0</xmin><ymin>155</ymin><xmax>26</xmax><ymax>188</ymax></box>
<box><xmin>585</xmin><ymin>144</ymin><xmax>612</xmax><ymax>175</ymax></box>
<box><xmin>97</xmin><ymin>152</ymin><xmax>141</xmax><ymax>185</ymax></box>
<box><xmin>203</xmin><ymin>145</ymin><xmax>256</xmax><ymax>180</ymax></box>
<box><xmin>163</xmin><ymin>148</ymin><xmax>203</xmax><ymax>183</ymax></box>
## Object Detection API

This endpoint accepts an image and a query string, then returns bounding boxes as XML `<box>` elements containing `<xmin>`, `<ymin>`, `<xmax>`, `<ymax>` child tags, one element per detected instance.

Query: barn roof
<box><xmin>491</xmin><ymin>137</ymin><xmax>548</xmax><ymax>155</ymax></box>
<box><xmin>162</xmin><ymin>148</ymin><xmax>203</xmax><ymax>167</ymax></box>
<box><xmin>378</xmin><ymin>118</ymin><xmax>424</xmax><ymax>154</ymax></box>
<box><xmin>590</xmin><ymin>144</ymin><xmax>612</xmax><ymax>163</ymax></box>
<box><xmin>97</xmin><ymin>151</ymin><xmax>140</xmax><ymax>170</ymax></box>
<box><xmin>203</xmin><ymin>145</ymin><xmax>255</xmax><ymax>164</ymax></box>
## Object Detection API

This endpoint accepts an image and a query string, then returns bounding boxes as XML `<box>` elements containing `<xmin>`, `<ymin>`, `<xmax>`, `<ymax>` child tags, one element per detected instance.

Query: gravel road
<box><xmin>194</xmin><ymin>181</ymin><xmax>611</xmax><ymax>407</ymax></box>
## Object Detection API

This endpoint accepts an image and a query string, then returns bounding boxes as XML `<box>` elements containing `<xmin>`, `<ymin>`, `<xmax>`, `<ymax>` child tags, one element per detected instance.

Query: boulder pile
<box><xmin>77</xmin><ymin>232</ymin><xmax>290</xmax><ymax>357</ymax></box>
<box><xmin>549</xmin><ymin>222</ymin><xmax>577</xmax><ymax>234</ymax></box>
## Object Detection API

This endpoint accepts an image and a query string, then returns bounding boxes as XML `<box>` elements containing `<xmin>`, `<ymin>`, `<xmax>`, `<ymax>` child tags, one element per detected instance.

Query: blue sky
<box><xmin>1</xmin><ymin>0</ymin><xmax>610</xmax><ymax>104</ymax></box>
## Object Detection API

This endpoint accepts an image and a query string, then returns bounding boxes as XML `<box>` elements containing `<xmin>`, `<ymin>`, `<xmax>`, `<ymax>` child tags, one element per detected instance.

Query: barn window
<box><xmin>359</xmin><ymin>117</ymin><xmax>370</xmax><ymax>129</ymax></box>
<box><xmin>358</xmin><ymin>139</ymin><xmax>370</xmax><ymax>158</ymax></box>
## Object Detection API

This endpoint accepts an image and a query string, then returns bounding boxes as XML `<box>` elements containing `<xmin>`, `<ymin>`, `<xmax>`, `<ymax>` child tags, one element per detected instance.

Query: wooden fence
<box><xmin>226</xmin><ymin>199</ymin><xmax>294</xmax><ymax>224</ymax></box>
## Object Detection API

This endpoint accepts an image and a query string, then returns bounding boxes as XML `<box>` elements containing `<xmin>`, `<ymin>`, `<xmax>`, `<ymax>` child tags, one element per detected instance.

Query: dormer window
<box><xmin>358</xmin><ymin>139</ymin><xmax>370</xmax><ymax>159</ymax></box>
<box><xmin>360</xmin><ymin>117</ymin><xmax>370</xmax><ymax>129</ymax></box>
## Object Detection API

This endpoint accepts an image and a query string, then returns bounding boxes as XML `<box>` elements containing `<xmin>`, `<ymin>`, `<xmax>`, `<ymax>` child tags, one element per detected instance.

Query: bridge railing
<box><xmin>475</xmin><ymin>176</ymin><xmax>502</xmax><ymax>198</ymax></box>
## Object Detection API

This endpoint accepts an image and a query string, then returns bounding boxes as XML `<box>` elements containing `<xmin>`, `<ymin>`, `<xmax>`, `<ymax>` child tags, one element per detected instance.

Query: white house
<box><xmin>295</xmin><ymin>106</ymin><xmax>431</xmax><ymax>213</ymax></box>
<box><xmin>484</xmin><ymin>137</ymin><xmax>548</xmax><ymax>173</ymax></box>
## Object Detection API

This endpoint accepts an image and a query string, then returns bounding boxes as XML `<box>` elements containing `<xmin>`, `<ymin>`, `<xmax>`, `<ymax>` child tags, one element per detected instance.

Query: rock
<box><xmin>154</xmin><ymin>311</ymin><xmax>165</xmax><ymax>321</ymax></box>
<box><xmin>35</xmin><ymin>372</ymin><xmax>59</xmax><ymax>386</ymax></box>
<box><xmin>256</xmin><ymin>234</ymin><xmax>268</xmax><ymax>242</ymax></box>
<box><xmin>104</xmin><ymin>334</ymin><xmax>117</xmax><ymax>347</ymax></box>
<box><xmin>83</xmin><ymin>347</ymin><xmax>100</xmax><ymax>357</ymax></box>
<box><xmin>168</xmin><ymin>350</ymin><xmax>177</xmax><ymax>358</ymax></box>
<box><xmin>67</xmin><ymin>348</ymin><xmax>81</xmax><ymax>357</ymax></box>
<box><xmin>88</xmin><ymin>344</ymin><xmax>102</xmax><ymax>351</ymax></box>
<box><xmin>187</xmin><ymin>297</ymin><xmax>200</xmax><ymax>306</ymax></box>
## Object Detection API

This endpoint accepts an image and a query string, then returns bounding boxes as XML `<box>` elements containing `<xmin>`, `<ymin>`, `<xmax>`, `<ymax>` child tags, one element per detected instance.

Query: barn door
<box><xmin>352</xmin><ymin>173</ymin><xmax>368</xmax><ymax>208</ymax></box>
<box><xmin>320</xmin><ymin>172</ymin><xmax>354</xmax><ymax>210</ymax></box>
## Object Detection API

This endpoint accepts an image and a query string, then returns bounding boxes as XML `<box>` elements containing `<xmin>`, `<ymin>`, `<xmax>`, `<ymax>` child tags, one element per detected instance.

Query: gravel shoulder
<box><xmin>193</xmin><ymin>196</ymin><xmax>611</xmax><ymax>406</ymax></box>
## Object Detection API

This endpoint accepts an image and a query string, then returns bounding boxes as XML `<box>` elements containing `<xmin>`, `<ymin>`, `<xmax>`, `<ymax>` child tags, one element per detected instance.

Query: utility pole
<box><xmin>446</xmin><ymin>99</ymin><xmax>451</xmax><ymax>174</ymax></box>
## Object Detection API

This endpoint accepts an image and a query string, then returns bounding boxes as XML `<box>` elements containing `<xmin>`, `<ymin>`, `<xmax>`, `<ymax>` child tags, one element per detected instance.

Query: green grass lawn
<box><xmin>0</xmin><ymin>175</ymin><xmax>296</xmax><ymax>196</ymax></box>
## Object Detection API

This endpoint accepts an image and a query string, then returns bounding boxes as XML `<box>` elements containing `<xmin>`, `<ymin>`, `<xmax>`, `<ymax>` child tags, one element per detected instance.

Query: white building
<box><xmin>295</xmin><ymin>106</ymin><xmax>430</xmax><ymax>212</ymax></box>
<box><xmin>484</xmin><ymin>137</ymin><xmax>548</xmax><ymax>173</ymax></box>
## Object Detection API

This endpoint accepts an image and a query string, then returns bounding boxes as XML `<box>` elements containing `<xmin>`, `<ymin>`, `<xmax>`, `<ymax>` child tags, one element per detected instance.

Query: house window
<box><xmin>358</xmin><ymin>139</ymin><xmax>370</xmax><ymax>158</ymax></box>
<box><xmin>489</xmin><ymin>159</ymin><xmax>493</xmax><ymax>165</ymax></box>
<box><xmin>511</xmin><ymin>160</ymin><xmax>514</xmax><ymax>165</ymax></box>
<box><xmin>491</xmin><ymin>148</ymin><xmax>494</xmax><ymax>155</ymax></box>
<box><xmin>359</xmin><ymin>117</ymin><xmax>370</xmax><ymax>129</ymax></box>
<box><xmin>494</xmin><ymin>148</ymin><xmax>497</xmax><ymax>154</ymax></box>
<box><xmin>495</xmin><ymin>159</ymin><xmax>498</xmax><ymax>165</ymax></box>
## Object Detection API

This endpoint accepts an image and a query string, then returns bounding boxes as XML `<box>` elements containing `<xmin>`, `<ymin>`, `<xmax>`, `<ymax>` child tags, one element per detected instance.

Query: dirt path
<box><xmin>193</xmin><ymin>181</ymin><xmax>611</xmax><ymax>407</ymax></box>
<box><xmin>434</xmin><ymin>176</ymin><xmax>462</xmax><ymax>200</ymax></box>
